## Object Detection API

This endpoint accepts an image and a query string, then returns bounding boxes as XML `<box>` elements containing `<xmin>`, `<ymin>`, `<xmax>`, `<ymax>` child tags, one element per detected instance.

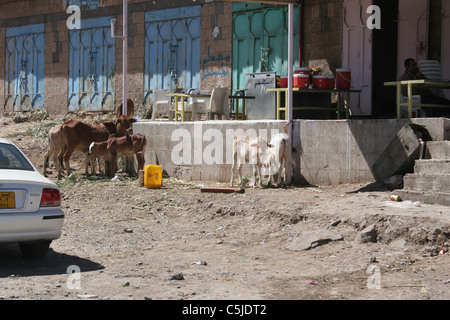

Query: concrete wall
<box><xmin>133</xmin><ymin>118</ymin><xmax>450</xmax><ymax>186</ymax></box>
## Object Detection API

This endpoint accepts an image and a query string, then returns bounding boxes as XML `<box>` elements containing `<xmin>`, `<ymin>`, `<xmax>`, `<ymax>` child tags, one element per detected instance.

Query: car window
<box><xmin>0</xmin><ymin>143</ymin><xmax>35</xmax><ymax>171</ymax></box>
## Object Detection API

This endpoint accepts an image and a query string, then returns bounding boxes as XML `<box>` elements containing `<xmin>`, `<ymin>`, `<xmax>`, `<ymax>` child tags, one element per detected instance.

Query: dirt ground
<box><xmin>0</xmin><ymin>115</ymin><xmax>449</xmax><ymax>301</ymax></box>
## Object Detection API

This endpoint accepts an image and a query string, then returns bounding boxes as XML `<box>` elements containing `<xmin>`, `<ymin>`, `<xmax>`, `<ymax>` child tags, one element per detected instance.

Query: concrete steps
<box><xmin>397</xmin><ymin>141</ymin><xmax>450</xmax><ymax>206</ymax></box>
<box><xmin>403</xmin><ymin>172</ymin><xmax>450</xmax><ymax>193</ymax></box>
<box><xmin>425</xmin><ymin>141</ymin><xmax>450</xmax><ymax>159</ymax></box>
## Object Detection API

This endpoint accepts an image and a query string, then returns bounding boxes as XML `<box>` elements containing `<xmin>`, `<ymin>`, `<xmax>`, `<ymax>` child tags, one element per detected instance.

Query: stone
<box><xmin>285</xmin><ymin>230</ymin><xmax>343</xmax><ymax>251</ymax></box>
<box><xmin>169</xmin><ymin>273</ymin><xmax>185</xmax><ymax>281</ymax></box>
<box><xmin>358</xmin><ymin>224</ymin><xmax>377</xmax><ymax>243</ymax></box>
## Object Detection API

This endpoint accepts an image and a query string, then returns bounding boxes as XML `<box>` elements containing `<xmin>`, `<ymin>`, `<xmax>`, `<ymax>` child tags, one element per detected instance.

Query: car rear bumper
<box><xmin>0</xmin><ymin>208</ymin><xmax>64</xmax><ymax>243</ymax></box>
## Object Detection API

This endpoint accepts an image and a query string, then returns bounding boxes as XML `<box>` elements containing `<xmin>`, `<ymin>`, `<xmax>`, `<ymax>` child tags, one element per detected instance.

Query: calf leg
<box><xmin>277</xmin><ymin>158</ymin><xmax>285</xmax><ymax>187</ymax></box>
<box><xmin>251</xmin><ymin>165</ymin><xmax>261</xmax><ymax>188</ymax></box>
<box><xmin>230</xmin><ymin>162</ymin><xmax>237</xmax><ymax>187</ymax></box>
<box><xmin>136</xmin><ymin>153</ymin><xmax>145</xmax><ymax>172</ymax></box>
<box><xmin>110</xmin><ymin>153</ymin><xmax>118</xmax><ymax>177</ymax></box>
<box><xmin>56</xmin><ymin>148</ymin><xmax>66</xmax><ymax>180</ymax></box>
<box><xmin>104</xmin><ymin>160</ymin><xmax>113</xmax><ymax>177</ymax></box>
<box><xmin>62</xmin><ymin>146</ymin><xmax>76</xmax><ymax>178</ymax></box>
<box><xmin>237</xmin><ymin>164</ymin><xmax>245</xmax><ymax>187</ymax></box>
<box><xmin>253</xmin><ymin>165</ymin><xmax>263</xmax><ymax>188</ymax></box>
<box><xmin>230</xmin><ymin>150</ymin><xmax>238</xmax><ymax>187</ymax></box>
<box><xmin>86</xmin><ymin>154</ymin><xmax>97</xmax><ymax>175</ymax></box>
<box><xmin>43</xmin><ymin>152</ymin><xmax>50</xmax><ymax>177</ymax></box>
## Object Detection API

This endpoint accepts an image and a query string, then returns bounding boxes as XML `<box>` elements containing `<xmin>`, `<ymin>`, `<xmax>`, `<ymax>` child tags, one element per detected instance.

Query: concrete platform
<box><xmin>132</xmin><ymin>117</ymin><xmax>449</xmax><ymax>187</ymax></box>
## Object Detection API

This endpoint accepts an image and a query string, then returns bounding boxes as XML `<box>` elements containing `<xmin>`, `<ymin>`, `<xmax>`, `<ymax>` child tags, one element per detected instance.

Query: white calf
<box><xmin>230</xmin><ymin>136</ymin><xmax>272</xmax><ymax>188</ymax></box>
<box><xmin>265</xmin><ymin>132</ymin><xmax>295</xmax><ymax>187</ymax></box>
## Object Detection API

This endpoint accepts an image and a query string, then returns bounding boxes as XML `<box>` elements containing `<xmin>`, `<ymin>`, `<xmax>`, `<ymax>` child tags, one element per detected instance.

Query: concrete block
<box><xmin>372</xmin><ymin>124</ymin><xmax>425</xmax><ymax>181</ymax></box>
<box><xmin>414</xmin><ymin>160</ymin><xmax>450</xmax><ymax>174</ymax></box>
<box><xmin>425</xmin><ymin>141</ymin><xmax>450</xmax><ymax>159</ymax></box>
<box><xmin>403</xmin><ymin>174</ymin><xmax>450</xmax><ymax>192</ymax></box>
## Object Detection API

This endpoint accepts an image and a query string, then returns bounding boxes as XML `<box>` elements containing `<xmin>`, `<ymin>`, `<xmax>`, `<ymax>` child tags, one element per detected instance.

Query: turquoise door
<box><xmin>4</xmin><ymin>23</ymin><xmax>45</xmax><ymax>111</ymax></box>
<box><xmin>232</xmin><ymin>3</ymin><xmax>300</xmax><ymax>91</ymax></box>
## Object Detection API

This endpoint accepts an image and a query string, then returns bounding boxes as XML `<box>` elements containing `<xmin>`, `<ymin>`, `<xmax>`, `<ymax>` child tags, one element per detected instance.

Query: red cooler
<box><xmin>313</xmin><ymin>75</ymin><xmax>327</xmax><ymax>89</ymax></box>
<box><xmin>280</xmin><ymin>76</ymin><xmax>288</xmax><ymax>88</ymax></box>
<box><xmin>294</xmin><ymin>74</ymin><xmax>309</xmax><ymax>88</ymax></box>
<box><xmin>336</xmin><ymin>68</ymin><xmax>351</xmax><ymax>90</ymax></box>
<box><xmin>295</xmin><ymin>67</ymin><xmax>310</xmax><ymax>76</ymax></box>
<box><xmin>327</xmin><ymin>76</ymin><xmax>335</xmax><ymax>89</ymax></box>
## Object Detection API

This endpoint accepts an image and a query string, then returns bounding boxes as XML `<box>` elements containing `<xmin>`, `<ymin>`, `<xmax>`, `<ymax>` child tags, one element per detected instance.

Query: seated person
<box><xmin>399</xmin><ymin>58</ymin><xmax>450</xmax><ymax>117</ymax></box>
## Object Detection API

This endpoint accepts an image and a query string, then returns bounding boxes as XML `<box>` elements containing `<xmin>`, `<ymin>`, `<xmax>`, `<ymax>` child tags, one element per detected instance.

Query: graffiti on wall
<box><xmin>201</xmin><ymin>47</ymin><xmax>231</xmax><ymax>81</ymax></box>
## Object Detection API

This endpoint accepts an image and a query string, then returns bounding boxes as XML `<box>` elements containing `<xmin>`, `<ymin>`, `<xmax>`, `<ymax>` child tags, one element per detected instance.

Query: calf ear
<box><xmin>267</xmin><ymin>143</ymin><xmax>274</xmax><ymax>148</ymax></box>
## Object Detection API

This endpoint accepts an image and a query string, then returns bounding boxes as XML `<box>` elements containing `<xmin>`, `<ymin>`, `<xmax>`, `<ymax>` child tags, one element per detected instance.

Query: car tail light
<box><xmin>40</xmin><ymin>188</ymin><xmax>61</xmax><ymax>207</ymax></box>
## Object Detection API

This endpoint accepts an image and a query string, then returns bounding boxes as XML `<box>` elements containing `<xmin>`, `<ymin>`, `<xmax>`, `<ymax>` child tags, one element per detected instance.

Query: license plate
<box><xmin>0</xmin><ymin>192</ymin><xmax>15</xmax><ymax>209</ymax></box>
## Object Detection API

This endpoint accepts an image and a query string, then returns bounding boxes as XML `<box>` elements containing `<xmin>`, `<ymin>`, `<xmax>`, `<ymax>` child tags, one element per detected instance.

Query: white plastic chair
<box><xmin>418</xmin><ymin>60</ymin><xmax>446</xmax><ymax>99</ymax></box>
<box><xmin>189</xmin><ymin>90</ymin><xmax>211</xmax><ymax>120</ymax></box>
<box><xmin>208</xmin><ymin>87</ymin><xmax>230</xmax><ymax>120</ymax></box>
<box><xmin>152</xmin><ymin>89</ymin><xmax>172</xmax><ymax>120</ymax></box>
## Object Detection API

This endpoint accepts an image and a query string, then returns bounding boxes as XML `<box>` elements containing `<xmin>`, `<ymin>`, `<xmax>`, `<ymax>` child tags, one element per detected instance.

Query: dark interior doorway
<box><xmin>371</xmin><ymin>0</ymin><xmax>399</xmax><ymax>117</ymax></box>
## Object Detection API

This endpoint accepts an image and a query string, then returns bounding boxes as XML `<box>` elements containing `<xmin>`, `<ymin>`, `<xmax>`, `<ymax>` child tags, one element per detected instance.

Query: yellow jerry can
<box><xmin>144</xmin><ymin>164</ymin><xmax>162</xmax><ymax>189</ymax></box>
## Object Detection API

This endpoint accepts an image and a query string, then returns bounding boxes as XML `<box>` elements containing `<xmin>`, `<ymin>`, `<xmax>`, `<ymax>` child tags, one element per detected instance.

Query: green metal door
<box><xmin>232</xmin><ymin>3</ymin><xmax>300</xmax><ymax>91</ymax></box>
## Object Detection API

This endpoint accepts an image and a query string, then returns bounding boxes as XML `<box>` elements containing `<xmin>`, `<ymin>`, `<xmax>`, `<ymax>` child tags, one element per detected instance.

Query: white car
<box><xmin>0</xmin><ymin>138</ymin><xmax>64</xmax><ymax>258</ymax></box>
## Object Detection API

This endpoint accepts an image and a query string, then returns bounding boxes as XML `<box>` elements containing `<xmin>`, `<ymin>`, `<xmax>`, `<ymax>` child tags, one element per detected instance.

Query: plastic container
<box><xmin>295</xmin><ymin>67</ymin><xmax>310</xmax><ymax>75</ymax></box>
<box><xmin>313</xmin><ymin>75</ymin><xmax>327</xmax><ymax>89</ymax></box>
<box><xmin>336</xmin><ymin>68</ymin><xmax>351</xmax><ymax>90</ymax></box>
<box><xmin>294</xmin><ymin>74</ymin><xmax>310</xmax><ymax>88</ymax></box>
<box><xmin>327</xmin><ymin>76</ymin><xmax>335</xmax><ymax>89</ymax></box>
<box><xmin>280</xmin><ymin>76</ymin><xmax>288</xmax><ymax>88</ymax></box>
<box><xmin>144</xmin><ymin>164</ymin><xmax>162</xmax><ymax>189</ymax></box>
<box><xmin>418</xmin><ymin>60</ymin><xmax>442</xmax><ymax>80</ymax></box>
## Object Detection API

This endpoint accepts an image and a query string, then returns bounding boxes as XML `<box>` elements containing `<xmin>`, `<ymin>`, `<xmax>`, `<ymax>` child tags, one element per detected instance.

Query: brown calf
<box><xmin>116</xmin><ymin>115</ymin><xmax>137</xmax><ymax>136</ymax></box>
<box><xmin>43</xmin><ymin>124</ymin><xmax>63</xmax><ymax>177</ymax></box>
<box><xmin>88</xmin><ymin>133</ymin><xmax>147</xmax><ymax>177</ymax></box>
<box><xmin>57</xmin><ymin>120</ymin><xmax>119</xmax><ymax>179</ymax></box>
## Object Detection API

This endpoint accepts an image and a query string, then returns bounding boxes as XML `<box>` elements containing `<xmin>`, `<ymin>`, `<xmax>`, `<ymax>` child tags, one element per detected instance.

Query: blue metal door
<box><xmin>144</xmin><ymin>6</ymin><xmax>201</xmax><ymax>108</ymax></box>
<box><xmin>68</xmin><ymin>17</ymin><xmax>115</xmax><ymax>112</ymax></box>
<box><xmin>4</xmin><ymin>23</ymin><xmax>45</xmax><ymax>111</ymax></box>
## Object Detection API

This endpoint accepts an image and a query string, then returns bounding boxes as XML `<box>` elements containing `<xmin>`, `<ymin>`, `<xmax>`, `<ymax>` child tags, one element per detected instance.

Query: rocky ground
<box><xmin>0</xmin><ymin>114</ymin><xmax>449</xmax><ymax>302</ymax></box>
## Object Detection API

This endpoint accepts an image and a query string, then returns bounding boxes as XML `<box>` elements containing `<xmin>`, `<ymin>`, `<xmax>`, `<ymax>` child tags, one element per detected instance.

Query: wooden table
<box><xmin>266</xmin><ymin>87</ymin><xmax>360</xmax><ymax>120</ymax></box>
<box><xmin>384</xmin><ymin>80</ymin><xmax>450</xmax><ymax>118</ymax></box>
